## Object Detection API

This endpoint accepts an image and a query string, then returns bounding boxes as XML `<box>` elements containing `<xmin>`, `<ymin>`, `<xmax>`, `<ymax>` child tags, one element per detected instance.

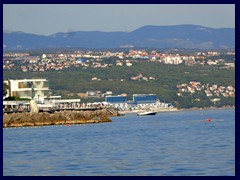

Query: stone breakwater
<box><xmin>3</xmin><ymin>109</ymin><xmax>118</xmax><ymax>128</ymax></box>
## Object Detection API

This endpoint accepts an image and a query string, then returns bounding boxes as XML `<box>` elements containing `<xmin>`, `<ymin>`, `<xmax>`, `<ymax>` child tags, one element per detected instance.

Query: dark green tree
<box><xmin>3</xmin><ymin>82</ymin><xmax>9</xmax><ymax>97</ymax></box>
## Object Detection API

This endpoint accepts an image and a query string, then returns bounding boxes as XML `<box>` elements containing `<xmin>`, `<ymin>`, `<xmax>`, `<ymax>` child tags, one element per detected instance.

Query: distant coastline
<box><xmin>3</xmin><ymin>106</ymin><xmax>234</xmax><ymax>128</ymax></box>
<box><xmin>179</xmin><ymin>106</ymin><xmax>235</xmax><ymax>111</ymax></box>
<box><xmin>119</xmin><ymin>106</ymin><xmax>235</xmax><ymax>115</ymax></box>
<box><xmin>119</xmin><ymin>107</ymin><xmax>179</xmax><ymax>115</ymax></box>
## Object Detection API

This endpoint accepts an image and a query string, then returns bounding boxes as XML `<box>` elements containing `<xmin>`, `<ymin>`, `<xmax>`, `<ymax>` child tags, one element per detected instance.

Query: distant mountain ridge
<box><xmin>3</xmin><ymin>24</ymin><xmax>235</xmax><ymax>50</ymax></box>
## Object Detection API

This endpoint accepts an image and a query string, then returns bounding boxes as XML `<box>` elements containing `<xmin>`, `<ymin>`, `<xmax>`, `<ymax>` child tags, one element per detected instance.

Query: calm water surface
<box><xmin>3</xmin><ymin>108</ymin><xmax>235</xmax><ymax>176</ymax></box>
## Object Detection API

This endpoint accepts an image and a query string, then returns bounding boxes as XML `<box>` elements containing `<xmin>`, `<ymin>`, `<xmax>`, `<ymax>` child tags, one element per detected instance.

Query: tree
<box><xmin>3</xmin><ymin>82</ymin><xmax>9</xmax><ymax>97</ymax></box>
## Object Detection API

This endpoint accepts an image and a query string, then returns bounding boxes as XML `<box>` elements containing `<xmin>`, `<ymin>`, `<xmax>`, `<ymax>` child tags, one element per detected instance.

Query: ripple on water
<box><xmin>3</xmin><ymin>108</ymin><xmax>235</xmax><ymax>176</ymax></box>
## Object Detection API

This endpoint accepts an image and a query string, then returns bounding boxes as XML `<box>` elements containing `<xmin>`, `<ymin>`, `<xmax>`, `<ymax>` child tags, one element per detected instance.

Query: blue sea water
<box><xmin>3</xmin><ymin>108</ymin><xmax>235</xmax><ymax>176</ymax></box>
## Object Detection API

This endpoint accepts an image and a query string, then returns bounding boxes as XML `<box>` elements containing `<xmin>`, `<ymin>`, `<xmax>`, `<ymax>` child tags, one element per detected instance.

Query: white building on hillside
<box><xmin>4</xmin><ymin>79</ymin><xmax>50</xmax><ymax>100</ymax></box>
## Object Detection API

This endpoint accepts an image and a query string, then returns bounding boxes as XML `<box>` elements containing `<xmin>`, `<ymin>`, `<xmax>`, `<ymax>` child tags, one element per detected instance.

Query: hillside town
<box><xmin>176</xmin><ymin>81</ymin><xmax>235</xmax><ymax>101</ymax></box>
<box><xmin>3</xmin><ymin>48</ymin><xmax>235</xmax><ymax>109</ymax></box>
<box><xmin>3</xmin><ymin>49</ymin><xmax>235</xmax><ymax>73</ymax></box>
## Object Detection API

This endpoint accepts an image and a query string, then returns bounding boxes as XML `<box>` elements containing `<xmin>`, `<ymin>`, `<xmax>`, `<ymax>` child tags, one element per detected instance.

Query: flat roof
<box><xmin>7</xmin><ymin>79</ymin><xmax>48</xmax><ymax>82</ymax></box>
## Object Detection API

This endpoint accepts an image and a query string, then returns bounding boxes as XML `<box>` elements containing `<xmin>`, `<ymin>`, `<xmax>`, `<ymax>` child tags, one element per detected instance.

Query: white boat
<box><xmin>137</xmin><ymin>111</ymin><xmax>157</xmax><ymax>116</ymax></box>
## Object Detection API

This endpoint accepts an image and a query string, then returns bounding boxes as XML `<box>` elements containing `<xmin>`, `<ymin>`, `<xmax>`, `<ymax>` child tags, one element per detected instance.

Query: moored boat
<box><xmin>137</xmin><ymin>111</ymin><xmax>157</xmax><ymax>116</ymax></box>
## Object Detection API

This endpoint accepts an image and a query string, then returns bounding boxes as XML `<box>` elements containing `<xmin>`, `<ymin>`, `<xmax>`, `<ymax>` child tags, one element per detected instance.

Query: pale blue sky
<box><xmin>3</xmin><ymin>4</ymin><xmax>235</xmax><ymax>35</ymax></box>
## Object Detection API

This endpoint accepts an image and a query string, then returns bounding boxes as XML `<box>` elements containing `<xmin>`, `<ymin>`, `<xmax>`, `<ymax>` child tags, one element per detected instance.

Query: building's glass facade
<box><xmin>18</xmin><ymin>81</ymin><xmax>49</xmax><ymax>89</ymax></box>
<box><xmin>133</xmin><ymin>94</ymin><xmax>157</xmax><ymax>104</ymax></box>
<box><xmin>105</xmin><ymin>96</ymin><xmax>127</xmax><ymax>103</ymax></box>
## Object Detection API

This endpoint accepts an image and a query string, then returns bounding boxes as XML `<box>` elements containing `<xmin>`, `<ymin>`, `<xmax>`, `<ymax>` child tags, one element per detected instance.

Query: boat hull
<box><xmin>137</xmin><ymin>111</ymin><xmax>157</xmax><ymax>116</ymax></box>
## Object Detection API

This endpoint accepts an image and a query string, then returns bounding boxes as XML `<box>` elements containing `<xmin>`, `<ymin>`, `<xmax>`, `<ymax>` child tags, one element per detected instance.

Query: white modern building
<box><xmin>4</xmin><ymin>79</ymin><xmax>50</xmax><ymax>100</ymax></box>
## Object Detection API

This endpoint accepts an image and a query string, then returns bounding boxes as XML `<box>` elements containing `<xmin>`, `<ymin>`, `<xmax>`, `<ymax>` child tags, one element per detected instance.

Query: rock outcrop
<box><xmin>3</xmin><ymin>109</ymin><xmax>117</xmax><ymax>128</ymax></box>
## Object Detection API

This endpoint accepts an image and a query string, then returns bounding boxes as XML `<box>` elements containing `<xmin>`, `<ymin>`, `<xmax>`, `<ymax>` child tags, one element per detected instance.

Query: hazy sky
<box><xmin>3</xmin><ymin>4</ymin><xmax>235</xmax><ymax>36</ymax></box>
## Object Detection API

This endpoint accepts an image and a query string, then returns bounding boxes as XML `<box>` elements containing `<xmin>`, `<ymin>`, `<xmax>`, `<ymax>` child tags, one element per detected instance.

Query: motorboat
<box><xmin>137</xmin><ymin>111</ymin><xmax>157</xmax><ymax>116</ymax></box>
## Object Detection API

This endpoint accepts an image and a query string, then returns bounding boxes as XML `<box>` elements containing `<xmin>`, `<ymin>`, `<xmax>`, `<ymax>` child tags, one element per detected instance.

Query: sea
<box><xmin>3</xmin><ymin>108</ymin><xmax>235</xmax><ymax>176</ymax></box>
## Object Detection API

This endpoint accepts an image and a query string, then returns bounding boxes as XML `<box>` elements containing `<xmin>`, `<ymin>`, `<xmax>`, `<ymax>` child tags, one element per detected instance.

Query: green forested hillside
<box><xmin>3</xmin><ymin>62</ymin><xmax>235</xmax><ymax>108</ymax></box>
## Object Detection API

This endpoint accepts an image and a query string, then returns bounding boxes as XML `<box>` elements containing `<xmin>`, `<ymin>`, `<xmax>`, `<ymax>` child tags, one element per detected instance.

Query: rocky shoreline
<box><xmin>3</xmin><ymin>109</ymin><xmax>118</xmax><ymax>128</ymax></box>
